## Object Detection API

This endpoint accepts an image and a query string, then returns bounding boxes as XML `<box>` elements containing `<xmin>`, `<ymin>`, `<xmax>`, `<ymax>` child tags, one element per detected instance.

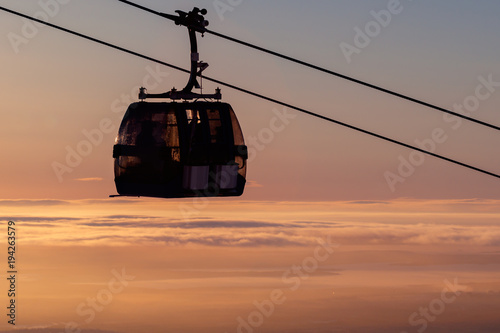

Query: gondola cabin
<box><xmin>111</xmin><ymin>7</ymin><xmax>248</xmax><ymax>199</ymax></box>
<box><xmin>113</xmin><ymin>101</ymin><xmax>247</xmax><ymax>198</ymax></box>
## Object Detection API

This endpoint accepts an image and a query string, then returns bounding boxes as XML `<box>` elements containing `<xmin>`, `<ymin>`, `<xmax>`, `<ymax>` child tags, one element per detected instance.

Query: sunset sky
<box><xmin>0</xmin><ymin>1</ymin><xmax>499</xmax><ymax>332</ymax></box>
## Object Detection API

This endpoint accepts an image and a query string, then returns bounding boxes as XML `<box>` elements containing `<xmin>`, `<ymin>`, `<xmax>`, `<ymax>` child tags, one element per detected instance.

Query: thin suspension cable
<box><xmin>116</xmin><ymin>0</ymin><xmax>500</xmax><ymax>132</ymax></box>
<box><xmin>0</xmin><ymin>8</ymin><xmax>190</xmax><ymax>74</ymax></box>
<box><xmin>117</xmin><ymin>0</ymin><xmax>159</xmax><ymax>16</ymax></box>
<box><xmin>1</xmin><ymin>6</ymin><xmax>499</xmax><ymax>181</ymax></box>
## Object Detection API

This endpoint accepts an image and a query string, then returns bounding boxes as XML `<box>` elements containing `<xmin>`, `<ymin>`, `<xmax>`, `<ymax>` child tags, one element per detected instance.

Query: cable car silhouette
<box><xmin>112</xmin><ymin>8</ymin><xmax>247</xmax><ymax>198</ymax></box>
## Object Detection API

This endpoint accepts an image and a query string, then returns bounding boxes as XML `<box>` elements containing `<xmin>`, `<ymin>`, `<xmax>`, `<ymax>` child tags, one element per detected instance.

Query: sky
<box><xmin>0</xmin><ymin>0</ymin><xmax>499</xmax><ymax>332</ymax></box>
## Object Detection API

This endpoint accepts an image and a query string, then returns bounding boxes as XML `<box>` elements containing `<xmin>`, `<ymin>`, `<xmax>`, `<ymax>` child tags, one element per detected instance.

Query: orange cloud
<box><xmin>74</xmin><ymin>177</ymin><xmax>104</xmax><ymax>182</ymax></box>
<box><xmin>246</xmin><ymin>180</ymin><xmax>264</xmax><ymax>188</ymax></box>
